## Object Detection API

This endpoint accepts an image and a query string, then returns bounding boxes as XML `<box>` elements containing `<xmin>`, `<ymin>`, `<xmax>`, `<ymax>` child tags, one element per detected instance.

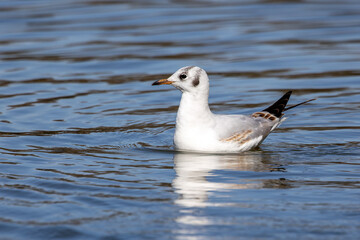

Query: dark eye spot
<box><xmin>179</xmin><ymin>74</ymin><xmax>187</xmax><ymax>80</ymax></box>
<box><xmin>192</xmin><ymin>78</ymin><xmax>199</xmax><ymax>87</ymax></box>
<box><xmin>192</xmin><ymin>74</ymin><xmax>200</xmax><ymax>87</ymax></box>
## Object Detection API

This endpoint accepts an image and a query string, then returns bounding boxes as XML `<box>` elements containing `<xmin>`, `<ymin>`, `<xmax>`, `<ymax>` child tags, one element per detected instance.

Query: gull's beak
<box><xmin>152</xmin><ymin>79</ymin><xmax>173</xmax><ymax>86</ymax></box>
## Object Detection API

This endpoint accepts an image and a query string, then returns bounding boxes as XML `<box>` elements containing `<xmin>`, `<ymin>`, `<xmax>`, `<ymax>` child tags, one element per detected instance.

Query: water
<box><xmin>1</xmin><ymin>0</ymin><xmax>360</xmax><ymax>239</ymax></box>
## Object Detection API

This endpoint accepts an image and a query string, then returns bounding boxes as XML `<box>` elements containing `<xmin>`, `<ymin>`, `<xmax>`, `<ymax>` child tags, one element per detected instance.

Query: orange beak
<box><xmin>152</xmin><ymin>79</ymin><xmax>173</xmax><ymax>86</ymax></box>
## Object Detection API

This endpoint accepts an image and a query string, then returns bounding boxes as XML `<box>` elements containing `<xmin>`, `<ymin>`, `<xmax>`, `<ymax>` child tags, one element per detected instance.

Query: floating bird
<box><xmin>152</xmin><ymin>66</ymin><xmax>315</xmax><ymax>153</ymax></box>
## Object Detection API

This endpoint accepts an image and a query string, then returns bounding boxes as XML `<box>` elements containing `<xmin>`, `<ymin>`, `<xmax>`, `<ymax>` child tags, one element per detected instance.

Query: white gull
<box><xmin>152</xmin><ymin>66</ymin><xmax>314</xmax><ymax>153</ymax></box>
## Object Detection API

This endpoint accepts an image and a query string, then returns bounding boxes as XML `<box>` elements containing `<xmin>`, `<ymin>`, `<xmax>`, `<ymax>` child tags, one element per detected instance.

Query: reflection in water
<box><xmin>172</xmin><ymin>152</ymin><xmax>292</xmax><ymax>228</ymax></box>
<box><xmin>173</xmin><ymin>152</ymin><xmax>285</xmax><ymax>208</ymax></box>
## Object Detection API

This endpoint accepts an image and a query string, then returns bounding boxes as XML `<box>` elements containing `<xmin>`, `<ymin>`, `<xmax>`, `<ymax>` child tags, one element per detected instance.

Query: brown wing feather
<box><xmin>221</xmin><ymin>129</ymin><xmax>252</xmax><ymax>144</ymax></box>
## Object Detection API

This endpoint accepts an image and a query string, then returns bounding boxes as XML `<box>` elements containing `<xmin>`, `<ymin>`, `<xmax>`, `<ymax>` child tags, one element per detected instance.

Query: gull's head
<box><xmin>152</xmin><ymin>66</ymin><xmax>209</xmax><ymax>94</ymax></box>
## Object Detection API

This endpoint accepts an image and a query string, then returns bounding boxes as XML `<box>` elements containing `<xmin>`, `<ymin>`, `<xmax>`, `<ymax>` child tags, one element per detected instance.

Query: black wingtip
<box><xmin>284</xmin><ymin>98</ymin><xmax>316</xmax><ymax>112</ymax></box>
<box><xmin>263</xmin><ymin>91</ymin><xmax>292</xmax><ymax>118</ymax></box>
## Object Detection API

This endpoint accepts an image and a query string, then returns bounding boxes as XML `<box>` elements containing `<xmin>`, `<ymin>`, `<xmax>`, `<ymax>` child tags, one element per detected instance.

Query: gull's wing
<box><xmin>214</xmin><ymin>90</ymin><xmax>315</xmax><ymax>147</ymax></box>
<box><xmin>214</xmin><ymin>114</ymin><xmax>279</xmax><ymax>144</ymax></box>
<box><xmin>214</xmin><ymin>91</ymin><xmax>293</xmax><ymax>142</ymax></box>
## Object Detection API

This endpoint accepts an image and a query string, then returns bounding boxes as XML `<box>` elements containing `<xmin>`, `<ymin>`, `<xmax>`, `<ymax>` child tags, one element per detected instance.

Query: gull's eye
<box><xmin>179</xmin><ymin>74</ymin><xmax>187</xmax><ymax>80</ymax></box>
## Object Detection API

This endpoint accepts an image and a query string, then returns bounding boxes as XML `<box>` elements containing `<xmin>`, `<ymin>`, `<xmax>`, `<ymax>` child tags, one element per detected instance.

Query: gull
<box><xmin>152</xmin><ymin>66</ymin><xmax>315</xmax><ymax>153</ymax></box>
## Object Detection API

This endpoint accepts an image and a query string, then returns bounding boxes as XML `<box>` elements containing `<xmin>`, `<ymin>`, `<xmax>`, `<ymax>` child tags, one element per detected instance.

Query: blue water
<box><xmin>1</xmin><ymin>0</ymin><xmax>360</xmax><ymax>239</ymax></box>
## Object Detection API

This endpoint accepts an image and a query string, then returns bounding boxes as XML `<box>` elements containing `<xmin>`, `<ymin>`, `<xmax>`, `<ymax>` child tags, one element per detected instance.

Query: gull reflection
<box><xmin>172</xmin><ymin>152</ymin><xmax>282</xmax><ymax>208</ymax></box>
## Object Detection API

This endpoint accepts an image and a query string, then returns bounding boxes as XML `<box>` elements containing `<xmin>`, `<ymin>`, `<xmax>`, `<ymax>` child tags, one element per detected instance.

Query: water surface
<box><xmin>1</xmin><ymin>0</ymin><xmax>360</xmax><ymax>239</ymax></box>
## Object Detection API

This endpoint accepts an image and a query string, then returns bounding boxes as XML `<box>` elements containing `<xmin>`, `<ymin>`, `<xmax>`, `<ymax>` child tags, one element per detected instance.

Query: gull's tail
<box><xmin>263</xmin><ymin>91</ymin><xmax>315</xmax><ymax>118</ymax></box>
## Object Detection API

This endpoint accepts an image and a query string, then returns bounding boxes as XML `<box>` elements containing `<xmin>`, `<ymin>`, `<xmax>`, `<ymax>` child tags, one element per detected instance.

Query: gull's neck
<box><xmin>176</xmin><ymin>91</ymin><xmax>213</xmax><ymax>126</ymax></box>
